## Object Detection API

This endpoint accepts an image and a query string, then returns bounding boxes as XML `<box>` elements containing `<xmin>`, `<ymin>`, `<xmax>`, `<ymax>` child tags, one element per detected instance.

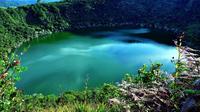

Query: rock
<box><xmin>109</xmin><ymin>98</ymin><xmax>121</xmax><ymax>105</ymax></box>
<box><xmin>123</xmin><ymin>105</ymin><xmax>130</xmax><ymax>112</ymax></box>
<box><xmin>180</xmin><ymin>71</ymin><xmax>190</xmax><ymax>76</ymax></box>
<box><xmin>131</xmin><ymin>93</ymin><xmax>140</xmax><ymax>101</ymax></box>
<box><xmin>193</xmin><ymin>79</ymin><xmax>200</xmax><ymax>90</ymax></box>
<box><xmin>175</xmin><ymin>79</ymin><xmax>184</xmax><ymax>85</ymax></box>
<box><xmin>181</xmin><ymin>97</ymin><xmax>198</xmax><ymax>112</ymax></box>
<box><xmin>167</xmin><ymin>74</ymin><xmax>175</xmax><ymax>81</ymax></box>
<box><xmin>187</xmin><ymin>57</ymin><xmax>195</xmax><ymax>61</ymax></box>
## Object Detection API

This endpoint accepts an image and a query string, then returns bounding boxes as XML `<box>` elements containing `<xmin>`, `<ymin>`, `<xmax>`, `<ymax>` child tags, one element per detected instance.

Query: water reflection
<box><xmin>17</xmin><ymin>29</ymin><xmax>178</xmax><ymax>95</ymax></box>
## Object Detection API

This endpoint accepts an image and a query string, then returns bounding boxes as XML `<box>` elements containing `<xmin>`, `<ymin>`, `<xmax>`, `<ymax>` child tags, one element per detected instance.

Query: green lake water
<box><xmin>16</xmin><ymin>28</ymin><xmax>178</xmax><ymax>95</ymax></box>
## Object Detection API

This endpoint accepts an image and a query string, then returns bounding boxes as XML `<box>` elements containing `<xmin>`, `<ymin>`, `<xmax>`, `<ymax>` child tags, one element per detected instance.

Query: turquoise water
<box><xmin>16</xmin><ymin>29</ymin><xmax>178</xmax><ymax>95</ymax></box>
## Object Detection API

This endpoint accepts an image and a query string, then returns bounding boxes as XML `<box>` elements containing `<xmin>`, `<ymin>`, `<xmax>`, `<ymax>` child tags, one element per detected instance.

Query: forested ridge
<box><xmin>0</xmin><ymin>0</ymin><xmax>200</xmax><ymax>56</ymax></box>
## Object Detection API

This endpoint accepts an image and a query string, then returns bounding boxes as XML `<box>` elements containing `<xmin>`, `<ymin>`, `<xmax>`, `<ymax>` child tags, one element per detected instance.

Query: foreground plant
<box><xmin>0</xmin><ymin>54</ymin><xmax>26</xmax><ymax>111</ymax></box>
<box><xmin>105</xmin><ymin>63</ymin><xmax>172</xmax><ymax>112</ymax></box>
<box><xmin>169</xmin><ymin>32</ymin><xmax>200</xmax><ymax>111</ymax></box>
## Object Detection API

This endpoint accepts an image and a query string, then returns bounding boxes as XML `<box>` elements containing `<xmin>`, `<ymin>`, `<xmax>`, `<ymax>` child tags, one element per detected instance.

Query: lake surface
<box><xmin>16</xmin><ymin>28</ymin><xmax>178</xmax><ymax>95</ymax></box>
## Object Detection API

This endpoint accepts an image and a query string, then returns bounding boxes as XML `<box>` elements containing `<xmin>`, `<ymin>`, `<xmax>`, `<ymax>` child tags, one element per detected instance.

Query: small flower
<box><xmin>12</xmin><ymin>60</ymin><xmax>20</xmax><ymax>66</ymax></box>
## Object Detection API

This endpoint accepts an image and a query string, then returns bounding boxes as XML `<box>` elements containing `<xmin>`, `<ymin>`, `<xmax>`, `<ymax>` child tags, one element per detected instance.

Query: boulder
<box><xmin>109</xmin><ymin>98</ymin><xmax>121</xmax><ymax>105</ymax></box>
<box><xmin>181</xmin><ymin>97</ymin><xmax>198</xmax><ymax>112</ymax></box>
<box><xmin>193</xmin><ymin>78</ymin><xmax>200</xmax><ymax>90</ymax></box>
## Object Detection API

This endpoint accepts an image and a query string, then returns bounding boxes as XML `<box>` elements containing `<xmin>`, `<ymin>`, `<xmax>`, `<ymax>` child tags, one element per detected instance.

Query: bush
<box><xmin>124</xmin><ymin>63</ymin><xmax>166</xmax><ymax>84</ymax></box>
<box><xmin>0</xmin><ymin>54</ymin><xmax>25</xmax><ymax>111</ymax></box>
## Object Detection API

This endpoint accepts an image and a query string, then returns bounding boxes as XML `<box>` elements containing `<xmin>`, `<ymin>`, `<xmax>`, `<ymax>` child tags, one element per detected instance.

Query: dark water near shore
<box><xmin>16</xmin><ymin>28</ymin><xmax>178</xmax><ymax>95</ymax></box>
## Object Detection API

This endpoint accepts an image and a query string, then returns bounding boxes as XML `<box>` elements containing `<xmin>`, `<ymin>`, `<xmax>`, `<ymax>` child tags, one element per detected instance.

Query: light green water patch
<box><xmin>16</xmin><ymin>29</ymin><xmax>178</xmax><ymax>95</ymax></box>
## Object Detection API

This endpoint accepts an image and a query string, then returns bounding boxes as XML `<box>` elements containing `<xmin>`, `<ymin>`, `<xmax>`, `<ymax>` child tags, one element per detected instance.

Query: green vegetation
<box><xmin>0</xmin><ymin>1</ymin><xmax>71</xmax><ymax>57</ymax></box>
<box><xmin>0</xmin><ymin>0</ymin><xmax>200</xmax><ymax>57</ymax></box>
<box><xmin>127</xmin><ymin>63</ymin><xmax>166</xmax><ymax>83</ymax></box>
<box><xmin>0</xmin><ymin>54</ymin><xmax>25</xmax><ymax>111</ymax></box>
<box><xmin>0</xmin><ymin>0</ymin><xmax>200</xmax><ymax>111</ymax></box>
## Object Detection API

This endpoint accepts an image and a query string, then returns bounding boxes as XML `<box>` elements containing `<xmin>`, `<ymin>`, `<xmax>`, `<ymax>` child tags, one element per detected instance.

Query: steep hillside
<box><xmin>0</xmin><ymin>0</ymin><xmax>200</xmax><ymax>56</ymax></box>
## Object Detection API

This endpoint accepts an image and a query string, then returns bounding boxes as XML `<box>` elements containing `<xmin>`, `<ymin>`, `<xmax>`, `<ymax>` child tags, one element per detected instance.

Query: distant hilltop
<box><xmin>0</xmin><ymin>0</ymin><xmax>61</xmax><ymax>7</ymax></box>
